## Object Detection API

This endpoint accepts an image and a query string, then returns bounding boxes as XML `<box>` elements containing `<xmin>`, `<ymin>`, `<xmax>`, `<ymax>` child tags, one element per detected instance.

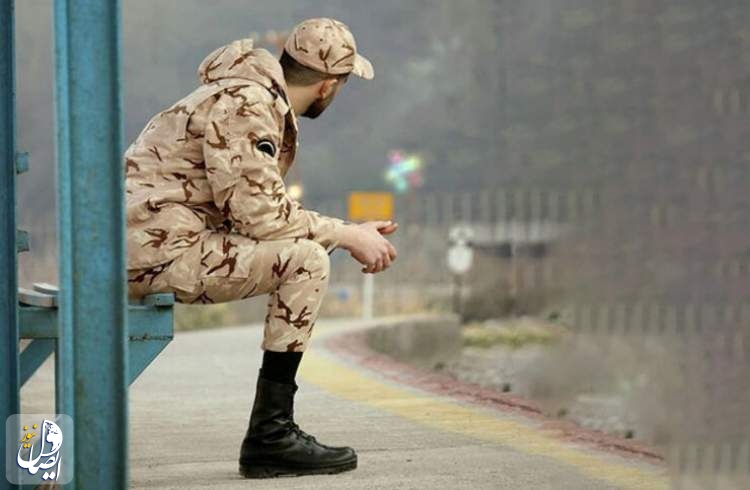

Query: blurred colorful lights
<box><xmin>385</xmin><ymin>150</ymin><xmax>424</xmax><ymax>193</ymax></box>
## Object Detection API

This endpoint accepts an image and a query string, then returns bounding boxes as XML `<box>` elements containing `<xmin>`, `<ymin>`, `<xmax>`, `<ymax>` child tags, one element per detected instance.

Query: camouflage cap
<box><xmin>284</xmin><ymin>18</ymin><xmax>374</xmax><ymax>80</ymax></box>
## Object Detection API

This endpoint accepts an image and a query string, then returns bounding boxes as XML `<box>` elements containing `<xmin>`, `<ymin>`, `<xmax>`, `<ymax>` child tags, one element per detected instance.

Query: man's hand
<box><xmin>339</xmin><ymin>220</ymin><xmax>398</xmax><ymax>273</ymax></box>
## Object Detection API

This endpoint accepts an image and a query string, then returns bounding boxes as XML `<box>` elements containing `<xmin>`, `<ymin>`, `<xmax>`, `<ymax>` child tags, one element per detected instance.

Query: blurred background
<box><xmin>14</xmin><ymin>0</ymin><xmax>750</xmax><ymax>485</ymax></box>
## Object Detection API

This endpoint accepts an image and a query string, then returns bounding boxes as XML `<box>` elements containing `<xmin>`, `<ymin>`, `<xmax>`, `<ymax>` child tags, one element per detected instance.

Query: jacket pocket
<box><xmin>127</xmin><ymin>202</ymin><xmax>207</xmax><ymax>270</ymax></box>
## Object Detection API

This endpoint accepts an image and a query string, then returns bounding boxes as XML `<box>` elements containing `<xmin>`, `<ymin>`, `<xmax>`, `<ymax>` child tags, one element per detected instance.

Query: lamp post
<box><xmin>447</xmin><ymin>226</ymin><xmax>474</xmax><ymax>320</ymax></box>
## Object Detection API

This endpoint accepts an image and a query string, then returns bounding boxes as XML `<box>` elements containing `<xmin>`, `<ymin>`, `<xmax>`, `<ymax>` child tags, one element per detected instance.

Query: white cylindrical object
<box><xmin>362</xmin><ymin>273</ymin><xmax>374</xmax><ymax>320</ymax></box>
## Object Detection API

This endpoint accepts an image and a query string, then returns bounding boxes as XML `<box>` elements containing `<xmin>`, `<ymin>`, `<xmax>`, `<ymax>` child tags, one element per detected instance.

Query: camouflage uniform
<box><xmin>125</xmin><ymin>37</ymin><xmax>364</xmax><ymax>352</ymax></box>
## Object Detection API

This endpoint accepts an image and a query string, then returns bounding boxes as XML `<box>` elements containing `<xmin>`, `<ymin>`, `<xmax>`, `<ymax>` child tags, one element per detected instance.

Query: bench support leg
<box><xmin>129</xmin><ymin>339</ymin><xmax>172</xmax><ymax>385</ymax></box>
<box><xmin>20</xmin><ymin>339</ymin><xmax>55</xmax><ymax>386</ymax></box>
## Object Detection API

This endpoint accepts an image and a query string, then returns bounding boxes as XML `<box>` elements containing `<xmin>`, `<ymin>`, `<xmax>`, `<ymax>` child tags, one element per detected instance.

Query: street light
<box><xmin>288</xmin><ymin>183</ymin><xmax>303</xmax><ymax>201</ymax></box>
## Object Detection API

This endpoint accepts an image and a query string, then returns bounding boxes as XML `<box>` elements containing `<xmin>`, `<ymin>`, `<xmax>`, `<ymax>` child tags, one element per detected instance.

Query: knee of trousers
<box><xmin>292</xmin><ymin>239</ymin><xmax>331</xmax><ymax>280</ymax></box>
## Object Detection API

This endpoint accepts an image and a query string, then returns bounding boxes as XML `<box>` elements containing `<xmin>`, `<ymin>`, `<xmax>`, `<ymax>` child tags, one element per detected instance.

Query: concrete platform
<box><xmin>21</xmin><ymin>317</ymin><xmax>669</xmax><ymax>489</ymax></box>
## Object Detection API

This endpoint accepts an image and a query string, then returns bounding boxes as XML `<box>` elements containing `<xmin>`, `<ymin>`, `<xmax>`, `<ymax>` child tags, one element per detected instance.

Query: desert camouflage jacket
<box><xmin>125</xmin><ymin>38</ymin><xmax>348</xmax><ymax>270</ymax></box>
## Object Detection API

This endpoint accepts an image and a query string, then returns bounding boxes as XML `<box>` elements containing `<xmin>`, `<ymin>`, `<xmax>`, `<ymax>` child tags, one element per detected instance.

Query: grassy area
<box><xmin>174</xmin><ymin>303</ymin><xmax>243</xmax><ymax>331</ymax></box>
<box><xmin>172</xmin><ymin>286</ymin><xmax>442</xmax><ymax>332</ymax></box>
<box><xmin>462</xmin><ymin>317</ymin><xmax>568</xmax><ymax>349</ymax></box>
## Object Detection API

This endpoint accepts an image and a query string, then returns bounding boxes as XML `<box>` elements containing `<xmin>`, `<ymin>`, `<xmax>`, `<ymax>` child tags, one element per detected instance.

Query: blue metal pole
<box><xmin>54</xmin><ymin>0</ymin><xmax>128</xmax><ymax>488</ymax></box>
<box><xmin>0</xmin><ymin>1</ymin><xmax>20</xmax><ymax>488</ymax></box>
<box><xmin>52</xmin><ymin>0</ymin><xmax>73</xmax><ymax>435</ymax></box>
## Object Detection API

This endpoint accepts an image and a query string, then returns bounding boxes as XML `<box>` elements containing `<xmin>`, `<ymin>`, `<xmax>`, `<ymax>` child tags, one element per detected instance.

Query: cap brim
<box><xmin>351</xmin><ymin>53</ymin><xmax>374</xmax><ymax>80</ymax></box>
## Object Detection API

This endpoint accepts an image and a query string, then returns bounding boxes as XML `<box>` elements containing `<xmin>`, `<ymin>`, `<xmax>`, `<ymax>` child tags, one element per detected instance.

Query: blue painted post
<box><xmin>54</xmin><ymin>1</ymin><xmax>128</xmax><ymax>488</ymax></box>
<box><xmin>0</xmin><ymin>1</ymin><xmax>20</xmax><ymax>489</ymax></box>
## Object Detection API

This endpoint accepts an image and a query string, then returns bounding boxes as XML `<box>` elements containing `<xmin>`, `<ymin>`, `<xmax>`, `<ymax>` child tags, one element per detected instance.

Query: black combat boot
<box><xmin>238</xmin><ymin>373</ymin><xmax>358</xmax><ymax>478</ymax></box>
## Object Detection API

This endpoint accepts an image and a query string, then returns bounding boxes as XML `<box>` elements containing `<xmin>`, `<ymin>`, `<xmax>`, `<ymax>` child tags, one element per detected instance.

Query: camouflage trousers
<box><xmin>127</xmin><ymin>232</ymin><xmax>331</xmax><ymax>352</ymax></box>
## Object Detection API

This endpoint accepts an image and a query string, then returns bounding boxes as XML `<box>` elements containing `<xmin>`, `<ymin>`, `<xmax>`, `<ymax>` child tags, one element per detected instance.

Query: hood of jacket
<box><xmin>197</xmin><ymin>38</ymin><xmax>288</xmax><ymax>95</ymax></box>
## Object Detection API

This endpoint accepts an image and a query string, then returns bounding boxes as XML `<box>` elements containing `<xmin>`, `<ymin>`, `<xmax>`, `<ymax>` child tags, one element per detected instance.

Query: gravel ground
<box><xmin>435</xmin><ymin>317</ymin><xmax>641</xmax><ymax>440</ymax></box>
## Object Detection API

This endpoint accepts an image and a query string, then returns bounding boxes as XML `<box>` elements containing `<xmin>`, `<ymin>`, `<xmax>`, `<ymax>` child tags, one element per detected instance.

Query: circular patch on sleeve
<box><xmin>256</xmin><ymin>139</ymin><xmax>277</xmax><ymax>157</ymax></box>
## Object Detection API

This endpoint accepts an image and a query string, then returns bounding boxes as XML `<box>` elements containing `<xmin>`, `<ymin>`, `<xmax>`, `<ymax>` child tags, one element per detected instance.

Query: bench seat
<box><xmin>18</xmin><ymin>283</ymin><xmax>175</xmax><ymax>385</ymax></box>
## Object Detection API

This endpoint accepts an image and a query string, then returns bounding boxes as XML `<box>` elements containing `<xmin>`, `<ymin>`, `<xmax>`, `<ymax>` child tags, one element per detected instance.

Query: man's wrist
<box><xmin>336</xmin><ymin>223</ymin><xmax>356</xmax><ymax>251</ymax></box>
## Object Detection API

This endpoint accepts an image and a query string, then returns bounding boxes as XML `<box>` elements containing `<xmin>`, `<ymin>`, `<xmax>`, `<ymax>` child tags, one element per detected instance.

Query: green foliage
<box><xmin>174</xmin><ymin>303</ymin><xmax>240</xmax><ymax>331</ymax></box>
<box><xmin>461</xmin><ymin>287</ymin><xmax>554</xmax><ymax>322</ymax></box>
<box><xmin>462</xmin><ymin>321</ymin><xmax>564</xmax><ymax>349</ymax></box>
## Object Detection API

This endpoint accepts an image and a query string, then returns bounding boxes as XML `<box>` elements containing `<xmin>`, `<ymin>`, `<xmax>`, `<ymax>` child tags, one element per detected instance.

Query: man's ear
<box><xmin>318</xmin><ymin>78</ymin><xmax>339</xmax><ymax>98</ymax></box>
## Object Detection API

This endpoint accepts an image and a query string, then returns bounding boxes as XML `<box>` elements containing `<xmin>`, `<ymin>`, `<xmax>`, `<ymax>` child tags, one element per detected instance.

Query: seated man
<box><xmin>125</xmin><ymin>18</ymin><xmax>397</xmax><ymax>478</ymax></box>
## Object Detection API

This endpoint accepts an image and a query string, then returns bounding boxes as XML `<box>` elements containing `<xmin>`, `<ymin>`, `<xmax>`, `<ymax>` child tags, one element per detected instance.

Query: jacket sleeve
<box><xmin>202</xmin><ymin>86</ymin><xmax>349</xmax><ymax>251</ymax></box>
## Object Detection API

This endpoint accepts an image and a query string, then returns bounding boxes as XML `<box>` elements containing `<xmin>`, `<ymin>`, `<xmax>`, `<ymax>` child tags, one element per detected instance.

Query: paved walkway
<box><xmin>21</xmin><ymin>317</ymin><xmax>669</xmax><ymax>489</ymax></box>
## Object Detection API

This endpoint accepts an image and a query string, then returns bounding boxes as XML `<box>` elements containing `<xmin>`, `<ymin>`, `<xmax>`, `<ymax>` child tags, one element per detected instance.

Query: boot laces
<box><xmin>289</xmin><ymin>421</ymin><xmax>319</xmax><ymax>444</ymax></box>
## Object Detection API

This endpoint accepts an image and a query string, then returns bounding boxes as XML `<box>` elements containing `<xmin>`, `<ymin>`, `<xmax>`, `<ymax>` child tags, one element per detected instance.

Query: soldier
<box><xmin>125</xmin><ymin>18</ymin><xmax>397</xmax><ymax>478</ymax></box>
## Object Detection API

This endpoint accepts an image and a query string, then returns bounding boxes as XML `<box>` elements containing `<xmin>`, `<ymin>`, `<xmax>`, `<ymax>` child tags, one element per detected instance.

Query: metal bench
<box><xmin>18</xmin><ymin>284</ymin><xmax>174</xmax><ymax>386</ymax></box>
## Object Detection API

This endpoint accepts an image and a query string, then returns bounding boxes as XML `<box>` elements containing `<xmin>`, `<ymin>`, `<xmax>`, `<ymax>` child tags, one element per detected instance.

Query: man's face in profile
<box><xmin>302</xmin><ymin>77</ymin><xmax>348</xmax><ymax>119</ymax></box>
<box><xmin>302</xmin><ymin>90</ymin><xmax>336</xmax><ymax>119</ymax></box>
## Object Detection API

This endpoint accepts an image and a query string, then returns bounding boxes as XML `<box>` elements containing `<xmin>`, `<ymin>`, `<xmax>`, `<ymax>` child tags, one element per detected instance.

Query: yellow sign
<box><xmin>348</xmin><ymin>192</ymin><xmax>394</xmax><ymax>222</ymax></box>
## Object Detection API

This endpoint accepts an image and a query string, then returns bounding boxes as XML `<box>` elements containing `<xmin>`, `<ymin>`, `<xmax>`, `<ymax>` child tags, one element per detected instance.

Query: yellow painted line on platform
<box><xmin>300</xmin><ymin>346</ymin><xmax>669</xmax><ymax>490</ymax></box>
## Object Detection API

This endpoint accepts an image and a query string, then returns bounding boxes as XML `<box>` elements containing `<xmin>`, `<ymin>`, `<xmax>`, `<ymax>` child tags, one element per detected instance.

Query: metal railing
<box><xmin>1</xmin><ymin>2</ymin><xmax>173</xmax><ymax>489</ymax></box>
